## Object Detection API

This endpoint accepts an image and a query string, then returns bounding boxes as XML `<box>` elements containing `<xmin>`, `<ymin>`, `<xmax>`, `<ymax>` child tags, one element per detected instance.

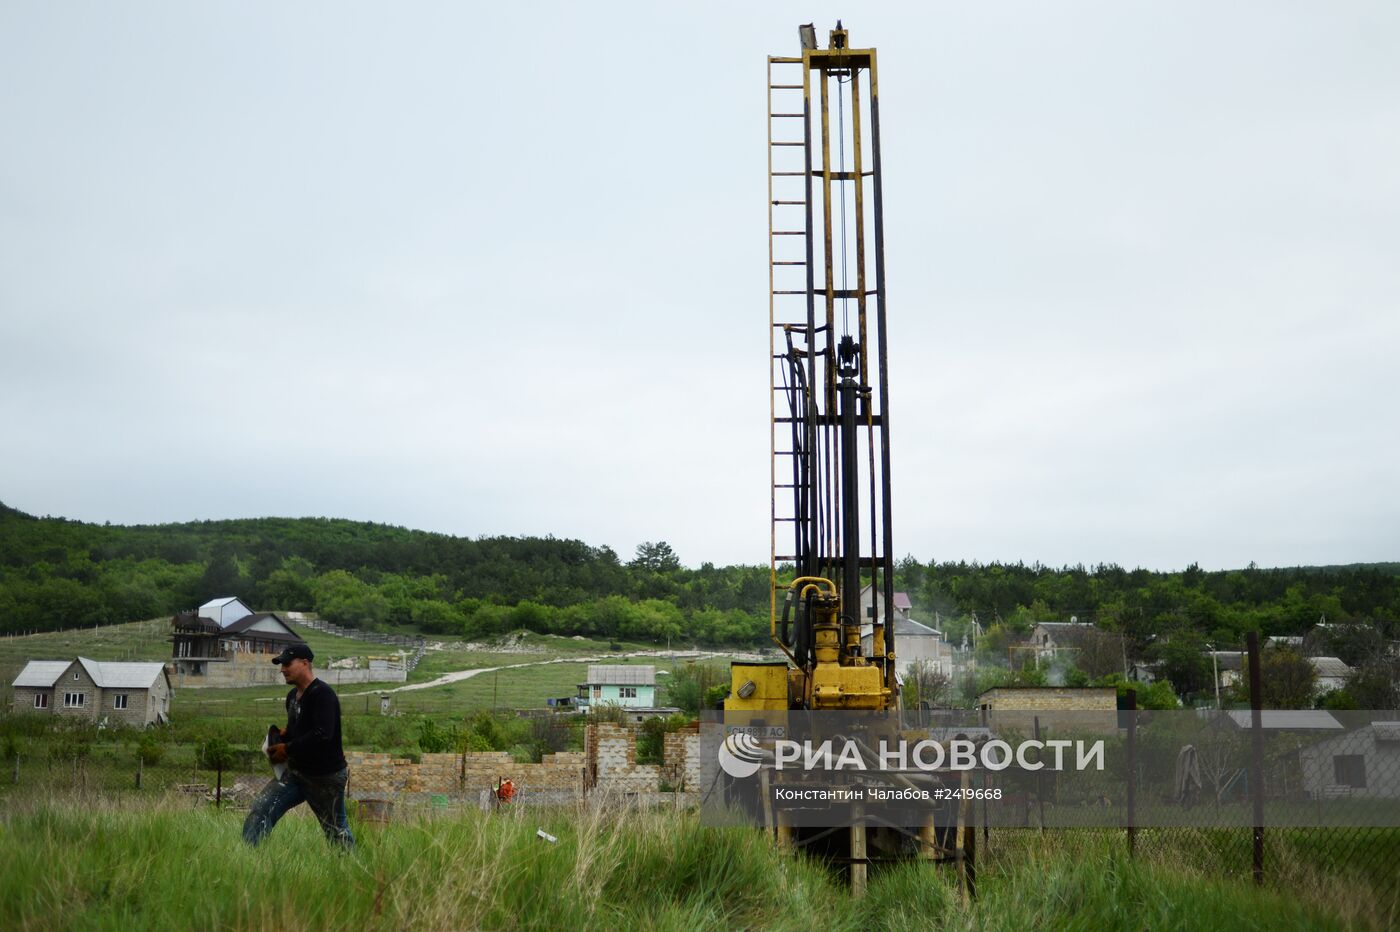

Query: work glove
<box><xmin>268</xmin><ymin>743</ymin><xmax>288</xmax><ymax>764</ymax></box>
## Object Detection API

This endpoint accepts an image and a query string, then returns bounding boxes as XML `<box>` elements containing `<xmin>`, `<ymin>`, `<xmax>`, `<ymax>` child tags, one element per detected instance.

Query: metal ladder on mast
<box><xmin>768</xmin><ymin>54</ymin><xmax>812</xmax><ymax>629</ymax></box>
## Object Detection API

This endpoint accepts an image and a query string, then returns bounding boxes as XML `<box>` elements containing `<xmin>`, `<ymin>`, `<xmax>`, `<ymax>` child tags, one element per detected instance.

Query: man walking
<box><xmin>242</xmin><ymin>643</ymin><xmax>355</xmax><ymax>849</ymax></box>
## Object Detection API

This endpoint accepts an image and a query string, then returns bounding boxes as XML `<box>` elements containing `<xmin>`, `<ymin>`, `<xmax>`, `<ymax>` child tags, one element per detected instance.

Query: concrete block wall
<box><xmin>585</xmin><ymin>722</ymin><xmax>701</xmax><ymax>795</ymax></box>
<box><xmin>661</xmin><ymin>724</ymin><xmax>702</xmax><ymax>790</ymax></box>
<box><xmin>346</xmin><ymin>750</ymin><xmax>585</xmax><ymax>803</ymax></box>
<box><xmin>344</xmin><ymin>724</ymin><xmax>701</xmax><ymax>805</ymax></box>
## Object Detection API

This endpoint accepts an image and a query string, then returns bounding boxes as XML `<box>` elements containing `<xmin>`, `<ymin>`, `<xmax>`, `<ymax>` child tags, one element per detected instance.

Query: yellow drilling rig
<box><xmin>720</xmin><ymin>23</ymin><xmax>972</xmax><ymax>895</ymax></box>
<box><xmin>733</xmin><ymin>20</ymin><xmax>898</xmax><ymax>716</ymax></box>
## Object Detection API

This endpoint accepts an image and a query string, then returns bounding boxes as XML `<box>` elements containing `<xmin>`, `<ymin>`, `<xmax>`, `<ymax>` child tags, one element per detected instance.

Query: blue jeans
<box><xmin>242</xmin><ymin>767</ymin><xmax>355</xmax><ymax>849</ymax></box>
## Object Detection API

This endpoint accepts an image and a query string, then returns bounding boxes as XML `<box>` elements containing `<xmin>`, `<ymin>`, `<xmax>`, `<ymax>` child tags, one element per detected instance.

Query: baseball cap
<box><xmin>271</xmin><ymin>643</ymin><xmax>314</xmax><ymax>665</ymax></box>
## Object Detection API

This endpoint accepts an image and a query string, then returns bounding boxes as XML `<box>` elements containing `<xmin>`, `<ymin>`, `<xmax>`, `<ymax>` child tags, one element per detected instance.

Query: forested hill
<box><xmin>1</xmin><ymin>502</ymin><xmax>1397</xmax><ymax>649</ymax></box>
<box><xmin>0</xmin><ymin>503</ymin><xmax>769</xmax><ymax>642</ymax></box>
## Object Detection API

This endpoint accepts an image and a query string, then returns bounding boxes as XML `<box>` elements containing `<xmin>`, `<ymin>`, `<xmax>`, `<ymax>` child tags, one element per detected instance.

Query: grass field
<box><xmin>0</xmin><ymin>796</ymin><xmax>1391</xmax><ymax>931</ymax></box>
<box><xmin>0</xmin><ymin>618</ymin><xmax>718</xmax><ymax>720</ymax></box>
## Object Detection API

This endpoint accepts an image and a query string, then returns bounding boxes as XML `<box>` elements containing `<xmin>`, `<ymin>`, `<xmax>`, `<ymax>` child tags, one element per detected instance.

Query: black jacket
<box><xmin>284</xmin><ymin>678</ymin><xmax>347</xmax><ymax>775</ymax></box>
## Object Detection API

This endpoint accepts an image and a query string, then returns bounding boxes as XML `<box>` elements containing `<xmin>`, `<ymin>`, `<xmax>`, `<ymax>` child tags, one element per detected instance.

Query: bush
<box><xmin>196</xmin><ymin>738</ymin><xmax>237</xmax><ymax>770</ymax></box>
<box><xmin>416</xmin><ymin>719</ymin><xmax>457</xmax><ymax>753</ymax></box>
<box><xmin>136</xmin><ymin>732</ymin><xmax>166</xmax><ymax>766</ymax></box>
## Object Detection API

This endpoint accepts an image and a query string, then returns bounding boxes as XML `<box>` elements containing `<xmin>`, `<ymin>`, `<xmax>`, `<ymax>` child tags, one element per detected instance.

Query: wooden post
<box><xmin>12</xmin><ymin>753</ymin><xmax>18</xmax><ymax>785</ymax></box>
<box><xmin>136</xmin><ymin>755</ymin><xmax>143</xmax><ymax>790</ymax></box>
<box><xmin>1126</xmin><ymin>688</ymin><xmax>1138</xmax><ymax>857</ymax></box>
<box><xmin>850</xmin><ymin>812</ymin><xmax>868</xmax><ymax>897</ymax></box>
<box><xmin>963</xmin><ymin>781</ymin><xmax>977</xmax><ymax>902</ymax></box>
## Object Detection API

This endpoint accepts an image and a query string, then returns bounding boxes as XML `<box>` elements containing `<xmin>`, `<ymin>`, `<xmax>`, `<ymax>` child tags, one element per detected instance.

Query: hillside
<box><xmin>1</xmin><ymin>503</ymin><xmax>1396</xmax><ymax>659</ymax></box>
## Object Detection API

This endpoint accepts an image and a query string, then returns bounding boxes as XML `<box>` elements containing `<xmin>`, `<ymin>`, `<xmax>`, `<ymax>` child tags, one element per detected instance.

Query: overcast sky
<box><xmin>1</xmin><ymin>3</ymin><xmax>1396</xmax><ymax>571</ymax></box>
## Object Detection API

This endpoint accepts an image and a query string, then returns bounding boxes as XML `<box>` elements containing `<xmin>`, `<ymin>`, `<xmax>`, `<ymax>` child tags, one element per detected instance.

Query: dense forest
<box><xmin>2</xmin><ymin>502</ymin><xmax>1397</xmax><ymax>659</ymax></box>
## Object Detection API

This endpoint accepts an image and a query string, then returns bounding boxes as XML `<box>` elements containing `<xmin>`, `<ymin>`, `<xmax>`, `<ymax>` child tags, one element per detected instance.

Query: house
<box><xmin>857</xmin><ymin>584</ymin><xmax>913</xmax><ymax>624</ymax></box>
<box><xmin>1127</xmin><ymin>659</ymin><xmax>1163</xmax><ymax>684</ymax></box>
<box><xmin>976</xmin><ymin>686</ymin><xmax>1119</xmax><ymax>735</ymax></box>
<box><xmin>860</xmin><ymin>616</ymin><xmax>953</xmax><ymax>678</ymax></box>
<box><xmin>1029</xmin><ymin>621</ymin><xmax>1099</xmax><ymax>663</ymax></box>
<box><xmin>1297</xmin><ymin>722</ymin><xmax>1400</xmax><ymax>799</ymax></box>
<box><xmin>11</xmin><ymin>657</ymin><xmax>172</xmax><ymax>726</ymax></box>
<box><xmin>170</xmin><ymin>596</ymin><xmax>306</xmax><ymax>682</ymax></box>
<box><xmin>1207</xmin><ymin>651</ymin><xmax>1245</xmax><ymax>690</ymax></box>
<box><xmin>576</xmin><ymin>665</ymin><xmax>660</xmax><ymax>713</ymax></box>
<box><xmin>1307</xmin><ymin>656</ymin><xmax>1353</xmax><ymax>696</ymax></box>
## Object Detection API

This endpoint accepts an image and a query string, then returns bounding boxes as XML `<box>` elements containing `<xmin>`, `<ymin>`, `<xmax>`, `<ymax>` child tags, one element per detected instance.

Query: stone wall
<box><xmin>979</xmin><ymin>687</ymin><xmax>1119</xmax><ymax>735</ymax></box>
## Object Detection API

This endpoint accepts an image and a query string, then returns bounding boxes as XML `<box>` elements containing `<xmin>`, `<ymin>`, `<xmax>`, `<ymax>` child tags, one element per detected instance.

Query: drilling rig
<box><xmin>720</xmin><ymin>23</ymin><xmax>964</xmax><ymax>895</ymax></box>
<box><xmin>729</xmin><ymin>19</ymin><xmax>898</xmax><ymax>727</ymax></box>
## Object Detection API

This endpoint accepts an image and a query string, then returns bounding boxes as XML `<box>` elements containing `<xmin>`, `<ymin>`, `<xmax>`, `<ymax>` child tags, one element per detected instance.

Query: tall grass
<box><xmin>0</xmin><ymin>795</ymin><xmax>1391</xmax><ymax>931</ymax></box>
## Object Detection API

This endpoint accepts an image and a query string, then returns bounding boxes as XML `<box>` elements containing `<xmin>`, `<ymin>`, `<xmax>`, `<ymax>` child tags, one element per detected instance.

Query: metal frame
<box><xmin>768</xmin><ymin>27</ymin><xmax>896</xmax><ymax>692</ymax></box>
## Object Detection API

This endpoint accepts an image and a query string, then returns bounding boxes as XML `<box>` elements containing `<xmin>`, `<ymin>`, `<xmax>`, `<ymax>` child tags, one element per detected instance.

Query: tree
<box><xmin>1150</xmin><ymin>632</ymin><xmax>1214</xmax><ymax>700</ymax></box>
<box><xmin>905</xmin><ymin>659</ymin><xmax>951</xmax><ymax>709</ymax></box>
<box><xmin>1077</xmin><ymin>628</ymin><xmax>1127</xmax><ymax>679</ymax></box>
<box><xmin>1237</xmin><ymin>648</ymin><xmax>1317</xmax><ymax>709</ymax></box>
<box><xmin>630</xmin><ymin>541</ymin><xmax>680</xmax><ymax>573</ymax></box>
<box><xmin>198</xmin><ymin>541</ymin><xmax>244</xmax><ymax>600</ymax></box>
<box><xmin>1346</xmin><ymin>657</ymin><xmax>1400</xmax><ymax>709</ymax></box>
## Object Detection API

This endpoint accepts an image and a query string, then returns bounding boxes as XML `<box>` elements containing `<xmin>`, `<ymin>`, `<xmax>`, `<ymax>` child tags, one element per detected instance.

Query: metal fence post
<box><xmin>1033</xmin><ymin>715</ymin><xmax>1046</xmax><ymax>833</ymax></box>
<box><xmin>1126</xmin><ymin>688</ymin><xmax>1137</xmax><ymax>857</ymax></box>
<box><xmin>1247</xmin><ymin>631</ymin><xmax>1264</xmax><ymax>886</ymax></box>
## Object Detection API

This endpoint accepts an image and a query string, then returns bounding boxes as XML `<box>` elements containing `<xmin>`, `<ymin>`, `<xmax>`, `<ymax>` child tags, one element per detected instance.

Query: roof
<box><xmin>857</xmin><ymin>585</ymin><xmax>912</xmax><ymax>610</ymax></box>
<box><xmin>1033</xmin><ymin>622</ymin><xmax>1100</xmax><ymax>648</ymax></box>
<box><xmin>198</xmin><ymin>596</ymin><xmax>252</xmax><ymax>627</ymax></box>
<box><xmin>1208</xmin><ymin>651</ymin><xmax>1245</xmax><ymax>671</ymax></box>
<box><xmin>1307</xmin><ymin>656</ymin><xmax>1352</xmax><ymax>678</ymax></box>
<box><xmin>586</xmin><ymin>665</ymin><xmax>655</xmax><ymax>685</ymax></box>
<box><xmin>78</xmin><ymin>658</ymin><xmax>169</xmax><ymax>689</ymax></box>
<box><xmin>897</xmin><ymin>617</ymin><xmax>938</xmax><ymax>637</ymax></box>
<box><xmin>12</xmin><ymin>660</ymin><xmax>72</xmax><ymax>688</ymax></box>
<box><xmin>1372</xmin><ymin>722</ymin><xmax>1400</xmax><ymax>743</ymax></box>
<box><xmin>1224</xmin><ymin>710</ymin><xmax>1343</xmax><ymax>731</ymax></box>
<box><xmin>12</xmin><ymin>658</ymin><xmax>168</xmax><ymax>690</ymax></box>
<box><xmin>221</xmin><ymin>613</ymin><xmax>303</xmax><ymax>642</ymax></box>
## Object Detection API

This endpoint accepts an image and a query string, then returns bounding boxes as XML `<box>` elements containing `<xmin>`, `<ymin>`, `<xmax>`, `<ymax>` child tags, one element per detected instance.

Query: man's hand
<box><xmin>268</xmin><ymin>743</ymin><xmax>288</xmax><ymax>764</ymax></box>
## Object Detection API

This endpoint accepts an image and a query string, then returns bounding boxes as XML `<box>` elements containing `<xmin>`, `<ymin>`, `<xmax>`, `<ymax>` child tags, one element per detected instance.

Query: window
<box><xmin>64</xmin><ymin>692</ymin><xmax>85</xmax><ymax>708</ymax></box>
<box><xmin>33</xmin><ymin>693</ymin><xmax>48</xmax><ymax>709</ymax></box>
<box><xmin>620</xmin><ymin>687</ymin><xmax>638</xmax><ymax>699</ymax></box>
<box><xmin>1334</xmin><ymin>755</ymin><xmax>1367</xmax><ymax>789</ymax></box>
<box><xmin>73</xmin><ymin>672</ymin><xmax>80</xmax><ymax>680</ymax></box>
<box><xmin>592</xmin><ymin>686</ymin><xmax>602</xmax><ymax>699</ymax></box>
<box><xmin>113</xmin><ymin>694</ymin><xmax>129</xmax><ymax>710</ymax></box>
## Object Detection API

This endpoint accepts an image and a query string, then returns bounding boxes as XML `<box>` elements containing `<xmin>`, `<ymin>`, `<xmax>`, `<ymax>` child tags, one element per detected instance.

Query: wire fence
<box><xmin>969</xmin><ymin>632</ymin><xmax>1400</xmax><ymax>901</ymax></box>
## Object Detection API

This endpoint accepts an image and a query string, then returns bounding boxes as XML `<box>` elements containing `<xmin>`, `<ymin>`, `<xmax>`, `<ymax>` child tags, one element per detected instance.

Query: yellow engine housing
<box><xmin>727</xmin><ymin>662</ymin><xmax>792</xmax><ymax>712</ymax></box>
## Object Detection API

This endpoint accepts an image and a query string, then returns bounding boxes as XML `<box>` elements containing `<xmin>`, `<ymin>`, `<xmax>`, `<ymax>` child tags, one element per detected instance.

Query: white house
<box><xmin>861</xmin><ymin>616</ymin><xmax>953</xmax><ymax>678</ymax></box>
<box><xmin>1307</xmin><ymin>656</ymin><xmax>1353</xmax><ymax>696</ymax></box>
<box><xmin>857</xmin><ymin>585</ymin><xmax>913</xmax><ymax>624</ymax></box>
<box><xmin>1297</xmin><ymin>722</ymin><xmax>1400</xmax><ymax>799</ymax></box>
